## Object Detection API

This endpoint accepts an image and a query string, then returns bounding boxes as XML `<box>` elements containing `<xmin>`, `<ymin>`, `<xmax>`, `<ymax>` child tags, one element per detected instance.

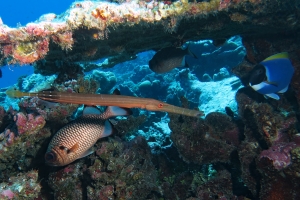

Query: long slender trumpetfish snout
<box><xmin>6</xmin><ymin>89</ymin><xmax>29</xmax><ymax>98</ymax></box>
<box><xmin>6</xmin><ymin>88</ymin><xmax>204</xmax><ymax>117</ymax></box>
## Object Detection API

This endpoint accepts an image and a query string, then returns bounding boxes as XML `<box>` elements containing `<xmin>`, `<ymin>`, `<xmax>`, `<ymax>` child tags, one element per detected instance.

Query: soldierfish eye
<box><xmin>45</xmin><ymin>152</ymin><xmax>56</xmax><ymax>162</ymax></box>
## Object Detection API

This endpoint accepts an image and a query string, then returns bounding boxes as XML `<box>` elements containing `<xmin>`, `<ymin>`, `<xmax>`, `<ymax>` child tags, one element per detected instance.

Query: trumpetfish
<box><xmin>6</xmin><ymin>88</ymin><xmax>203</xmax><ymax>117</ymax></box>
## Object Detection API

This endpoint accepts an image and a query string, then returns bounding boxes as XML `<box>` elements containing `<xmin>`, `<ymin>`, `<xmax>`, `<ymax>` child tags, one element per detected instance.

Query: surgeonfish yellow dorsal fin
<box><xmin>263</xmin><ymin>52</ymin><xmax>289</xmax><ymax>62</ymax></box>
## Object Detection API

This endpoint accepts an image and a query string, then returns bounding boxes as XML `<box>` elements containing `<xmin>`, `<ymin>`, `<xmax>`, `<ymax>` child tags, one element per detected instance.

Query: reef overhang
<box><xmin>0</xmin><ymin>0</ymin><xmax>299</xmax><ymax>74</ymax></box>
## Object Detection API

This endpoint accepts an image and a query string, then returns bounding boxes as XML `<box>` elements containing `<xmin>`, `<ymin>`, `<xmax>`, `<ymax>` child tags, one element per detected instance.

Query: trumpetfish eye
<box><xmin>158</xmin><ymin>103</ymin><xmax>164</xmax><ymax>108</ymax></box>
<box><xmin>45</xmin><ymin>151</ymin><xmax>56</xmax><ymax>162</ymax></box>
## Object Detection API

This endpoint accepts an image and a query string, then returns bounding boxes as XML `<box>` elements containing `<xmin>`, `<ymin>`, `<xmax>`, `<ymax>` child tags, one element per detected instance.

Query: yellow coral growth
<box><xmin>12</xmin><ymin>38</ymin><xmax>49</xmax><ymax>64</ymax></box>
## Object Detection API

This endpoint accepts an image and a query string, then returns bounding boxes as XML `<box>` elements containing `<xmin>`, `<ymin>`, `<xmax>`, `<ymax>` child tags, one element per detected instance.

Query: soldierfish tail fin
<box><xmin>106</xmin><ymin>106</ymin><xmax>132</xmax><ymax>117</ymax></box>
<box><xmin>263</xmin><ymin>52</ymin><xmax>289</xmax><ymax>62</ymax></box>
<box><xmin>185</xmin><ymin>43</ymin><xmax>198</xmax><ymax>59</ymax></box>
<box><xmin>109</xmin><ymin>88</ymin><xmax>133</xmax><ymax>116</ymax></box>
<box><xmin>83</xmin><ymin>106</ymin><xmax>102</xmax><ymax>115</ymax></box>
<box><xmin>83</xmin><ymin>105</ymin><xmax>132</xmax><ymax>117</ymax></box>
<box><xmin>6</xmin><ymin>88</ymin><xmax>29</xmax><ymax>98</ymax></box>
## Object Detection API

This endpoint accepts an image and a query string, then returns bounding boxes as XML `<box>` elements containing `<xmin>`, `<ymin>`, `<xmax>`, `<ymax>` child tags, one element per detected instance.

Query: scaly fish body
<box><xmin>45</xmin><ymin>106</ymin><xmax>130</xmax><ymax>166</ymax></box>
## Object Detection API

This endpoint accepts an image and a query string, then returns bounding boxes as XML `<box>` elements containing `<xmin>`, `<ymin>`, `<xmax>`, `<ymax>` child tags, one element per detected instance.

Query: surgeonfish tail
<box><xmin>6</xmin><ymin>88</ymin><xmax>28</xmax><ymax>98</ymax></box>
<box><xmin>263</xmin><ymin>52</ymin><xmax>289</xmax><ymax>62</ymax></box>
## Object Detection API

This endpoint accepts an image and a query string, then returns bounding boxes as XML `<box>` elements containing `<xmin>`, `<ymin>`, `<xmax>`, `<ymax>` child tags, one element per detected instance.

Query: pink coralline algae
<box><xmin>14</xmin><ymin>112</ymin><xmax>46</xmax><ymax>135</ymax></box>
<box><xmin>18</xmin><ymin>96</ymin><xmax>77</xmax><ymax>123</ymax></box>
<box><xmin>219</xmin><ymin>0</ymin><xmax>232</xmax><ymax>10</ymax></box>
<box><xmin>0</xmin><ymin>189</ymin><xmax>14</xmax><ymax>199</ymax></box>
<box><xmin>12</xmin><ymin>38</ymin><xmax>50</xmax><ymax>64</ymax></box>
<box><xmin>2</xmin><ymin>129</ymin><xmax>15</xmax><ymax>146</ymax></box>
<box><xmin>259</xmin><ymin>142</ymin><xmax>297</xmax><ymax>170</ymax></box>
<box><xmin>99</xmin><ymin>185</ymin><xmax>114</xmax><ymax>200</ymax></box>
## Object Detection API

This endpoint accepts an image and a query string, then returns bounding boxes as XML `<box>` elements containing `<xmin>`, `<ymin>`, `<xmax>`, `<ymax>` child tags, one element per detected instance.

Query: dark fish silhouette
<box><xmin>0</xmin><ymin>69</ymin><xmax>2</xmax><ymax>78</ymax></box>
<box><xmin>149</xmin><ymin>46</ymin><xmax>197</xmax><ymax>74</ymax></box>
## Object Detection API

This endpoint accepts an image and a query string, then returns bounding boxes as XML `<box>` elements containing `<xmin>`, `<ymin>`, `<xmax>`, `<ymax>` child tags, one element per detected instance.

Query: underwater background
<box><xmin>1</xmin><ymin>0</ymin><xmax>74</xmax><ymax>88</ymax></box>
<box><xmin>1</xmin><ymin>0</ymin><xmax>300</xmax><ymax>199</ymax></box>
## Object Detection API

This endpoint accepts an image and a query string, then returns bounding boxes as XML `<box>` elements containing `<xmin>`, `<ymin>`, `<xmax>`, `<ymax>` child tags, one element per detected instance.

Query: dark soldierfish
<box><xmin>45</xmin><ymin>106</ymin><xmax>131</xmax><ymax>166</ymax></box>
<box><xmin>149</xmin><ymin>46</ymin><xmax>197</xmax><ymax>74</ymax></box>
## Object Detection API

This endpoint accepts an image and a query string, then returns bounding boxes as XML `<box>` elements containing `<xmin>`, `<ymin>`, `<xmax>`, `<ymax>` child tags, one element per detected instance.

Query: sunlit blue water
<box><xmin>0</xmin><ymin>0</ymin><xmax>74</xmax><ymax>89</ymax></box>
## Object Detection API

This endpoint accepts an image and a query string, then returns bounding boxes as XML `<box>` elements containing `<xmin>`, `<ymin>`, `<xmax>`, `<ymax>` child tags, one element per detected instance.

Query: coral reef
<box><xmin>0</xmin><ymin>116</ymin><xmax>50</xmax><ymax>182</ymax></box>
<box><xmin>0</xmin><ymin>0</ymin><xmax>300</xmax><ymax>199</ymax></box>
<box><xmin>0</xmin><ymin>170</ymin><xmax>41</xmax><ymax>199</ymax></box>
<box><xmin>169</xmin><ymin>111</ymin><xmax>239</xmax><ymax>165</ymax></box>
<box><xmin>47</xmin><ymin>136</ymin><xmax>160</xmax><ymax>199</ymax></box>
<box><xmin>231</xmin><ymin>75</ymin><xmax>300</xmax><ymax>198</ymax></box>
<box><xmin>0</xmin><ymin>0</ymin><xmax>297</xmax><ymax>76</ymax></box>
<box><xmin>48</xmin><ymin>161</ymin><xmax>84</xmax><ymax>199</ymax></box>
<box><xmin>91</xmin><ymin>70</ymin><xmax>117</xmax><ymax>93</ymax></box>
<box><xmin>17</xmin><ymin>73</ymin><xmax>56</xmax><ymax>92</ymax></box>
<box><xmin>213</xmin><ymin>67</ymin><xmax>230</xmax><ymax>81</ymax></box>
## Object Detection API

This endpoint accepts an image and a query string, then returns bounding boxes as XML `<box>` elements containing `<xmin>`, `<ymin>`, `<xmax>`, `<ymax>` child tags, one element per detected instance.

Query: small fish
<box><xmin>149</xmin><ymin>45</ymin><xmax>197</xmax><ymax>74</ymax></box>
<box><xmin>45</xmin><ymin>106</ymin><xmax>131</xmax><ymax>166</ymax></box>
<box><xmin>0</xmin><ymin>69</ymin><xmax>2</xmax><ymax>78</ymax></box>
<box><xmin>249</xmin><ymin>52</ymin><xmax>294</xmax><ymax>100</ymax></box>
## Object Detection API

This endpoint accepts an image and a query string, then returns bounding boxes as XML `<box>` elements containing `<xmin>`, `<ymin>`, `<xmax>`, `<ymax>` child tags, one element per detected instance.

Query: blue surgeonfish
<box><xmin>249</xmin><ymin>52</ymin><xmax>294</xmax><ymax>100</ymax></box>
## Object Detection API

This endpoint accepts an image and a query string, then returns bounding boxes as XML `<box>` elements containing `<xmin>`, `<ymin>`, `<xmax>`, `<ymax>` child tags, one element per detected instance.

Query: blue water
<box><xmin>0</xmin><ymin>65</ymin><xmax>34</xmax><ymax>88</ymax></box>
<box><xmin>1</xmin><ymin>1</ymin><xmax>74</xmax><ymax>27</ymax></box>
<box><xmin>0</xmin><ymin>0</ymin><xmax>74</xmax><ymax>89</ymax></box>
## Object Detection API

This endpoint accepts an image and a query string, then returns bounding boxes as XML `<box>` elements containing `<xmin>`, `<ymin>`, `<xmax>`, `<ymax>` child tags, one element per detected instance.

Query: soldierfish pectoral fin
<box><xmin>278</xmin><ymin>85</ymin><xmax>289</xmax><ymax>93</ymax></box>
<box><xmin>83</xmin><ymin>106</ymin><xmax>102</xmax><ymax>115</ymax></box>
<box><xmin>102</xmin><ymin>120</ymin><xmax>116</xmax><ymax>137</ymax></box>
<box><xmin>265</xmin><ymin>93</ymin><xmax>280</xmax><ymax>100</ymax></box>
<box><xmin>78</xmin><ymin>148</ymin><xmax>94</xmax><ymax>159</ymax></box>
<box><xmin>69</xmin><ymin>143</ymin><xmax>79</xmax><ymax>154</ymax></box>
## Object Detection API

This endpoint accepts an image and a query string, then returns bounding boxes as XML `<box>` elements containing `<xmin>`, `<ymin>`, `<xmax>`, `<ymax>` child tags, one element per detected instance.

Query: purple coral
<box><xmin>259</xmin><ymin>142</ymin><xmax>297</xmax><ymax>170</ymax></box>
